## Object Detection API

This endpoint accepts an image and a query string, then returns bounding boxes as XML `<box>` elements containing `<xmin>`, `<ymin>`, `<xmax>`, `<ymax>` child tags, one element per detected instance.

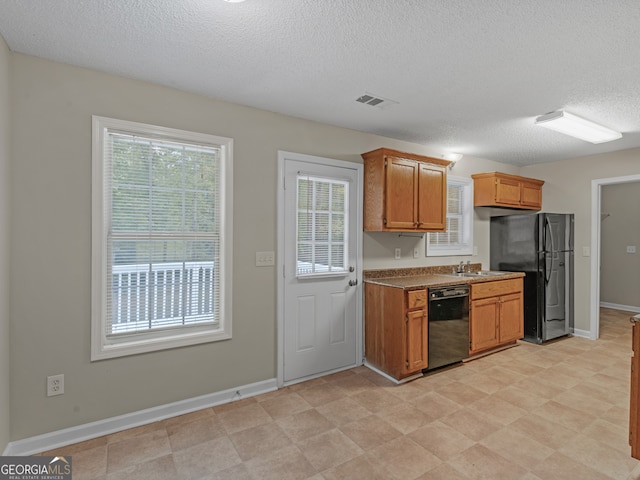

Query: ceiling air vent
<box><xmin>355</xmin><ymin>93</ymin><xmax>398</xmax><ymax>108</ymax></box>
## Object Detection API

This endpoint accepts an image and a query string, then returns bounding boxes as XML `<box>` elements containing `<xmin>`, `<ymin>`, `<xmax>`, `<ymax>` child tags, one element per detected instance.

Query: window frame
<box><xmin>91</xmin><ymin>116</ymin><xmax>233</xmax><ymax>360</ymax></box>
<box><xmin>426</xmin><ymin>175</ymin><xmax>473</xmax><ymax>257</ymax></box>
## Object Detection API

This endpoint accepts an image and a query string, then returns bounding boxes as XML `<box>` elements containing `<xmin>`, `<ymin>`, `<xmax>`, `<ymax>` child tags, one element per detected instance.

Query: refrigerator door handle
<box><xmin>545</xmin><ymin>216</ymin><xmax>556</xmax><ymax>254</ymax></box>
<box><xmin>544</xmin><ymin>217</ymin><xmax>554</xmax><ymax>285</ymax></box>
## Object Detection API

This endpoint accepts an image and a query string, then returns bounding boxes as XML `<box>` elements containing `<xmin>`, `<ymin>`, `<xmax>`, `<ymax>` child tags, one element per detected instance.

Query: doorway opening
<box><xmin>590</xmin><ymin>174</ymin><xmax>640</xmax><ymax>339</ymax></box>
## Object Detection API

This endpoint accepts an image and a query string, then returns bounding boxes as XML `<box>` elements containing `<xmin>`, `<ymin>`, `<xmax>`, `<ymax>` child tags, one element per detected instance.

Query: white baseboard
<box><xmin>600</xmin><ymin>302</ymin><xmax>640</xmax><ymax>314</ymax></box>
<box><xmin>572</xmin><ymin>328</ymin><xmax>592</xmax><ymax>339</ymax></box>
<box><xmin>3</xmin><ymin>378</ymin><xmax>277</xmax><ymax>457</ymax></box>
<box><xmin>363</xmin><ymin>361</ymin><xmax>422</xmax><ymax>385</ymax></box>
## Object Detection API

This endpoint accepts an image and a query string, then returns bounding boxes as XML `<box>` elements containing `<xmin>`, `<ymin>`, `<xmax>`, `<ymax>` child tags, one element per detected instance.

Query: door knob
<box><xmin>348</xmin><ymin>279</ymin><xmax>358</xmax><ymax>287</ymax></box>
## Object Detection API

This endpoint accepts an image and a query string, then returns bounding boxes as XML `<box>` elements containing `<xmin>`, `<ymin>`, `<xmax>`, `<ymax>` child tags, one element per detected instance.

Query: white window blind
<box><xmin>92</xmin><ymin>116</ymin><xmax>232</xmax><ymax>360</ymax></box>
<box><xmin>427</xmin><ymin>176</ymin><xmax>473</xmax><ymax>256</ymax></box>
<box><xmin>296</xmin><ymin>175</ymin><xmax>348</xmax><ymax>277</ymax></box>
<box><xmin>107</xmin><ymin>133</ymin><xmax>220</xmax><ymax>334</ymax></box>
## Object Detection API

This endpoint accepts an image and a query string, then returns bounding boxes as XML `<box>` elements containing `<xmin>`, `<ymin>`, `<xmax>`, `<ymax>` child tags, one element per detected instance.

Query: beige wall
<box><xmin>522</xmin><ymin>148</ymin><xmax>640</xmax><ymax>332</ymax></box>
<box><xmin>0</xmin><ymin>34</ymin><xmax>11</xmax><ymax>452</ymax></box>
<box><xmin>9</xmin><ymin>53</ymin><xmax>515</xmax><ymax>440</ymax></box>
<box><xmin>600</xmin><ymin>182</ymin><xmax>640</xmax><ymax>308</ymax></box>
<box><xmin>11</xmin><ymin>49</ymin><xmax>637</xmax><ymax>441</ymax></box>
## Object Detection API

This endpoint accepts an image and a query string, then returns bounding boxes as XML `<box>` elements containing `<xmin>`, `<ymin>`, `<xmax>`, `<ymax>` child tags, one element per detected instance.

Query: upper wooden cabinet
<box><xmin>362</xmin><ymin>148</ymin><xmax>450</xmax><ymax>231</ymax></box>
<box><xmin>471</xmin><ymin>172</ymin><xmax>544</xmax><ymax>210</ymax></box>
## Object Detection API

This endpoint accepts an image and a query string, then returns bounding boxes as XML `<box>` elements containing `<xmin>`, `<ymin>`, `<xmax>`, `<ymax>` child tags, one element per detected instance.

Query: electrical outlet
<box><xmin>394</xmin><ymin>248</ymin><xmax>401</xmax><ymax>260</ymax></box>
<box><xmin>627</xmin><ymin>245</ymin><xmax>636</xmax><ymax>254</ymax></box>
<box><xmin>47</xmin><ymin>374</ymin><xmax>64</xmax><ymax>397</ymax></box>
<box><xmin>413</xmin><ymin>247</ymin><xmax>420</xmax><ymax>259</ymax></box>
<box><xmin>255</xmin><ymin>251</ymin><xmax>275</xmax><ymax>266</ymax></box>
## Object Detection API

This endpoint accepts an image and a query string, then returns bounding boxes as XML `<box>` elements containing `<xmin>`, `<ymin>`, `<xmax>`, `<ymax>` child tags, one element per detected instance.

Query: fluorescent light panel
<box><xmin>535</xmin><ymin>110</ymin><xmax>621</xmax><ymax>144</ymax></box>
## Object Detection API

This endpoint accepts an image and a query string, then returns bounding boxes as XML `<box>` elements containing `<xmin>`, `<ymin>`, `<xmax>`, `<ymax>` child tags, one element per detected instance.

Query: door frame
<box><xmin>590</xmin><ymin>173</ymin><xmax>640</xmax><ymax>340</ymax></box>
<box><xmin>276</xmin><ymin>151</ymin><xmax>364</xmax><ymax>387</ymax></box>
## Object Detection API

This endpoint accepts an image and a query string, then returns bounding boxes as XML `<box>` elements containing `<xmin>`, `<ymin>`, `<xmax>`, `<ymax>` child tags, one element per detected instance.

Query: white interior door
<box><xmin>278</xmin><ymin>152</ymin><xmax>362</xmax><ymax>385</ymax></box>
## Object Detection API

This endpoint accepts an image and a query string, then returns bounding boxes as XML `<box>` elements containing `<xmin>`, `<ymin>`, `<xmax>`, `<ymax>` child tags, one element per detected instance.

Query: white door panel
<box><xmin>278</xmin><ymin>153</ymin><xmax>362</xmax><ymax>385</ymax></box>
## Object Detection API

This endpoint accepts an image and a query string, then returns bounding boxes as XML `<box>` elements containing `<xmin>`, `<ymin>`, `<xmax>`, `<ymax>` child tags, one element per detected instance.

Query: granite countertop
<box><xmin>364</xmin><ymin>265</ymin><xmax>525</xmax><ymax>290</ymax></box>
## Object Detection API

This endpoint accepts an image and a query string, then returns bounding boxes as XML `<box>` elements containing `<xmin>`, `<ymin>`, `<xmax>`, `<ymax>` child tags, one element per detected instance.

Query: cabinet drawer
<box><xmin>471</xmin><ymin>279</ymin><xmax>521</xmax><ymax>300</ymax></box>
<box><xmin>406</xmin><ymin>289</ymin><xmax>427</xmax><ymax>309</ymax></box>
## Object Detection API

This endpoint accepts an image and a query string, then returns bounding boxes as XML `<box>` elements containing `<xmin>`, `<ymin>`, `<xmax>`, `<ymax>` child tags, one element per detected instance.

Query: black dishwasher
<box><xmin>425</xmin><ymin>284</ymin><xmax>470</xmax><ymax>371</ymax></box>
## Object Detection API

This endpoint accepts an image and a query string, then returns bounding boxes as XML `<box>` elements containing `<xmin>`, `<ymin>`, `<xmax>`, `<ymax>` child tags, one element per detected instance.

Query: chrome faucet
<box><xmin>457</xmin><ymin>261</ymin><xmax>465</xmax><ymax>273</ymax></box>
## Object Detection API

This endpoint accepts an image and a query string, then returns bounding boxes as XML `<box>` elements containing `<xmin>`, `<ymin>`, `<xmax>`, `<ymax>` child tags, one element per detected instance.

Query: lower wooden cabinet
<box><xmin>469</xmin><ymin>296</ymin><xmax>500</xmax><ymax>353</ymax></box>
<box><xmin>630</xmin><ymin>314</ymin><xmax>640</xmax><ymax>459</ymax></box>
<box><xmin>406</xmin><ymin>308</ymin><xmax>428</xmax><ymax>373</ymax></box>
<box><xmin>470</xmin><ymin>278</ymin><xmax>524</xmax><ymax>355</ymax></box>
<box><xmin>364</xmin><ymin>276</ymin><xmax>524</xmax><ymax>381</ymax></box>
<box><xmin>365</xmin><ymin>283</ymin><xmax>428</xmax><ymax>381</ymax></box>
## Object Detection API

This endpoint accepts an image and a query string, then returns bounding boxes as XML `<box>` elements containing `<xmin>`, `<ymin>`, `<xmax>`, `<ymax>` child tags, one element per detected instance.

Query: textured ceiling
<box><xmin>1</xmin><ymin>0</ymin><xmax>640</xmax><ymax>165</ymax></box>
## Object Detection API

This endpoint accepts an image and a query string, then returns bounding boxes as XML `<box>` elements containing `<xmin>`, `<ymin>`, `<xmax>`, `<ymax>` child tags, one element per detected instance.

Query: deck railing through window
<box><xmin>110</xmin><ymin>261</ymin><xmax>215</xmax><ymax>334</ymax></box>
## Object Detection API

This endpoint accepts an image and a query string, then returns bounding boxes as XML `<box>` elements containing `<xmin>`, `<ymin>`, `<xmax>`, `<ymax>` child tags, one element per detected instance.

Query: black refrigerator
<box><xmin>490</xmin><ymin>213</ymin><xmax>574</xmax><ymax>344</ymax></box>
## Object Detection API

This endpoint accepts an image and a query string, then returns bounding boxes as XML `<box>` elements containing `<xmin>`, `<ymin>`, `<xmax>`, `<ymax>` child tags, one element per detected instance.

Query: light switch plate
<box><xmin>627</xmin><ymin>245</ymin><xmax>637</xmax><ymax>254</ymax></box>
<box><xmin>582</xmin><ymin>246</ymin><xmax>590</xmax><ymax>257</ymax></box>
<box><xmin>256</xmin><ymin>251</ymin><xmax>275</xmax><ymax>267</ymax></box>
<box><xmin>394</xmin><ymin>248</ymin><xmax>401</xmax><ymax>260</ymax></box>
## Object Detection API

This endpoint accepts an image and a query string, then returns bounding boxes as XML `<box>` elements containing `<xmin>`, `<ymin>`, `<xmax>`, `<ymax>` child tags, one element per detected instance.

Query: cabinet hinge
<box><xmin>383</xmin><ymin>218</ymin><xmax>387</xmax><ymax>225</ymax></box>
<box><xmin>405</xmin><ymin>315</ymin><xmax>408</xmax><ymax>322</ymax></box>
<box><xmin>405</xmin><ymin>361</ymin><xmax>409</xmax><ymax>367</ymax></box>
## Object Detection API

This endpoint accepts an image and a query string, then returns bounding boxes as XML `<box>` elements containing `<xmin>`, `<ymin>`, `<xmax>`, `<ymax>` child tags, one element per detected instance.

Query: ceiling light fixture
<box><xmin>442</xmin><ymin>152</ymin><xmax>463</xmax><ymax>169</ymax></box>
<box><xmin>534</xmin><ymin>110</ymin><xmax>621</xmax><ymax>144</ymax></box>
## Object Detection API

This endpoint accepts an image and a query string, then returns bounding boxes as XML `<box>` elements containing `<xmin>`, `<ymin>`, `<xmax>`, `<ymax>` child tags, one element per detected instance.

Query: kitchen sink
<box><xmin>466</xmin><ymin>271</ymin><xmax>507</xmax><ymax>277</ymax></box>
<box><xmin>449</xmin><ymin>271</ymin><xmax>507</xmax><ymax>277</ymax></box>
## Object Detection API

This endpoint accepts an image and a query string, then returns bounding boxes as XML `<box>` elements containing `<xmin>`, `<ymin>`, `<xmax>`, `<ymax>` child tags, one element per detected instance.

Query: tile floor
<box><xmin>41</xmin><ymin>308</ymin><xmax>640</xmax><ymax>479</ymax></box>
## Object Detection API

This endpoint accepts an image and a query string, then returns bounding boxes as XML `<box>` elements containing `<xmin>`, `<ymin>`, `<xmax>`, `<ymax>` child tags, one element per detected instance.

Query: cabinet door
<box><xmin>498</xmin><ymin>292</ymin><xmax>524</xmax><ymax>343</ymax></box>
<box><xmin>385</xmin><ymin>157</ymin><xmax>418</xmax><ymax>229</ymax></box>
<box><xmin>406</xmin><ymin>309</ymin><xmax>428</xmax><ymax>373</ymax></box>
<box><xmin>417</xmin><ymin>163</ymin><xmax>446</xmax><ymax>231</ymax></box>
<box><xmin>520</xmin><ymin>182</ymin><xmax>542</xmax><ymax>209</ymax></box>
<box><xmin>470</xmin><ymin>297</ymin><xmax>500</xmax><ymax>354</ymax></box>
<box><xmin>495</xmin><ymin>177</ymin><xmax>521</xmax><ymax>206</ymax></box>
